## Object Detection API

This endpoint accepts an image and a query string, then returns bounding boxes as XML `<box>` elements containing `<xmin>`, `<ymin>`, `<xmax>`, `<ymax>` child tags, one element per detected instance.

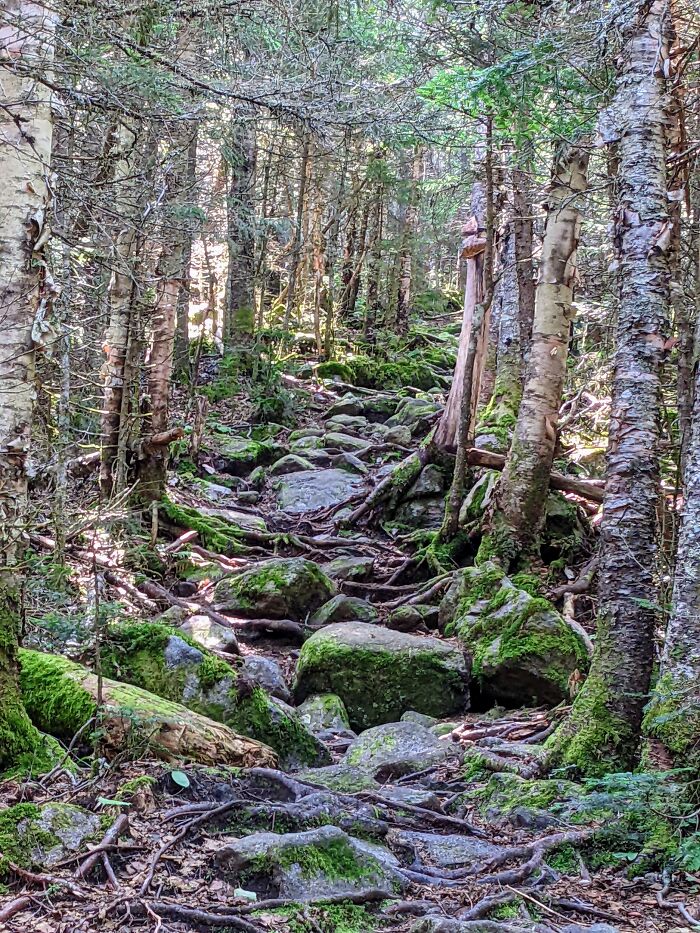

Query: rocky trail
<box><xmin>1</xmin><ymin>363</ymin><xmax>693</xmax><ymax>933</ymax></box>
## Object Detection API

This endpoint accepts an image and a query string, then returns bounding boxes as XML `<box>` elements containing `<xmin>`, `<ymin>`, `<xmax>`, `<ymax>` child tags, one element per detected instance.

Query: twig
<box><xmin>75</xmin><ymin>813</ymin><xmax>129</xmax><ymax>880</ymax></box>
<box><xmin>8</xmin><ymin>862</ymin><xmax>87</xmax><ymax>898</ymax></box>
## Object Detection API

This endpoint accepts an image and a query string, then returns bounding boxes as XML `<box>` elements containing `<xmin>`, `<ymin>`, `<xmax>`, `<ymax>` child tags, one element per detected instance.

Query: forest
<box><xmin>0</xmin><ymin>0</ymin><xmax>699</xmax><ymax>930</ymax></box>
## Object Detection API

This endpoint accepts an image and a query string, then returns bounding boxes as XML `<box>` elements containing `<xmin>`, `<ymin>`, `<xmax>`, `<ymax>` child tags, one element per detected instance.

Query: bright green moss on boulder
<box><xmin>213</xmin><ymin>557</ymin><xmax>336</xmax><ymax>621</ymax></box>
<box><xmin>439</xmin><ymin>563</ymin><xmax>588</xmax><ymax>706</ymax></box>
<box><xmin>100</xmin><ymin>622</ymin><xmax>327</xmax><ymax>768</ymax></box>
<box><xmin>294</xmin><ymin>622</ymin><xmax>469</xmax><ymax>731</ymax></box>
<box><xmin>0</xmin><ymin>802</ymin><xmax>101</xmax><ymax>876</ymax></box>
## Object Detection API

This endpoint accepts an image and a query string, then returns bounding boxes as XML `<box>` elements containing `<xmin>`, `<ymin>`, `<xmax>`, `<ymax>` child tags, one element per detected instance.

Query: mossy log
<box><xmin>18</xmin><ymin>650</ymin><xmax>277</xmax><ymax>768</ymax></box>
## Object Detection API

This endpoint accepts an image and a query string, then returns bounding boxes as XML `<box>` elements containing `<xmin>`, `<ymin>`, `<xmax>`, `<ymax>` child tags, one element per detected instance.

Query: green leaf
<box><xmin>96</xmin><ymin>797</ymin><xmax>131</xmax><ymax>808</ymax></box>
<box><xmin>170</xmin><ymin>769</ymin><xmax>190</xmax><ymax>789</ymax></box>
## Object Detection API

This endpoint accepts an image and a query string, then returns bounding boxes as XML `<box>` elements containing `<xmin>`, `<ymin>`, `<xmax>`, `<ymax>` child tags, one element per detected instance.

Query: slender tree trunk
<box><xmin>365</xmin><ymin>188</ymin><xmax>383</xmax><ymax>347</ymax></box>
<box><xmin>0</xmin><ymin>0</ymin><xmax>57</xmax><ymax>769</ymax></box>
<box><xmin>348</xmin><ymin>196</ymin><xmax>369</xmax><ymax>319</ymax></box>
<box><xmin>482</xmin><ymin>141</ymin><xmax>589</xmax><ymax>565</ymax></box>
<box><xmin>340</xmin><ymin>191</ymin><xmax>358</xmax><ymax>320</ymax></box>
<box><xmin>549</xmin><ymin>0</ymin><xmax>673</xmax><ymax>776</ymax></box>
<box><xmin>284</xmin><ymin>131</ymin><xmax>310</xmax><ymax>331</ymax></box>
<box><xmin>174</xmin><ymin>126</ymin><xmax>199</xmax><ymax>376</ymax></box>
<box><xmin>396</xmin><ymin>146</ymin><xmax>423</xmax><ymax>336</ymax></box>
<box><xmin>224</xmin><ymin>119</ymin><xmax>256</xmax><ymax>345</ymax></box>
<box><xmin>512</xmin><ymin>153</ymin><xmax>536</xmax><ymax>359</ymax></box>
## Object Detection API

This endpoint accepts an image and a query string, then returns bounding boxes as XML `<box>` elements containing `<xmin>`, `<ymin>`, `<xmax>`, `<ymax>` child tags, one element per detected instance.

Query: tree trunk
<box><xmin>396</xmin><ymin>146</ymin><xmax>423</xmax><ymax>336</ymax></box>
<box><xmin>174</xmin><ymin>126</ymin><xmax>199</xmax><ymax>376</ymax></box>
<box><xmin>365</xmin><ymin>186</ymin><xmax>383</xmax><ymax>347</ymax></box>
<box><xmin>0</xmin><ymin>0</ymin><xmax>57</xmax><ymax>769</ymax></box>
<box><xmin>284</xmin><ymin>131</ymin><xmax>310</xmax><ymax>331</ymax></box>
<box><xmin>224</xmin><ymin>120</ymin><xmax>256</xmax><ymax>345</ymax></box>
<box><xmin>512</xmin><ymin>155</ymin><xmax>536</xmax><ymax>359</ymax></box>
<box><xmin>482</xmin><ymin>141</ymin><xmax>589</xmax><ymax>565</ymax></box>
<box><xmin>549</xmin><ymin>0</ymin><xmax>673</xmax><ymax>777</ymax></box>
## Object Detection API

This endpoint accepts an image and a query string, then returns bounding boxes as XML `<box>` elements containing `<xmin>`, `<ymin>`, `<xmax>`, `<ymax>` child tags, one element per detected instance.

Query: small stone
<box><xmin>384</xmin><ymin>424</ymin><xmax>412</xmax><ymax>446</ymax></box>
<box><xmin>237</xmin><ymin>491</ymin><xmax>260</xmax><ymax>505</ymax></box>
<box><xmin>239</xmin><ymin>656</ymin><xmax>291</xmax><ymax>703</ymax></box>
<box><xmin>196</xmin><ymin>480</ymin><xmax>235</xmax><ymax>502</ymax></box>
<box><xmin>332</xmin><ymin>452</ymin><xmax>368</xmax><ymax>475</ymax></box>
<box><xmin>387</xmin><ymin>605</ymin><xmax>440</xmax><ymax>632</ymax></box>
<box><xmin>325</xmin><ymin>393</ymin><xmax>364</xmax><ymax>417</ymax></box>
<box><xmin>309</xmin><ymin>595</ymin><xmax>378</xmax><ymax>628</ymax></box>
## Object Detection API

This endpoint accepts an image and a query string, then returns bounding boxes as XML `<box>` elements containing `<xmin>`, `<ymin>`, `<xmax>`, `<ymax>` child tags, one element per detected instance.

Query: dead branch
<box><xmin>75</xmin><ymin>813</ymin><xmax>130</xmax><ymax>880</ymax></box>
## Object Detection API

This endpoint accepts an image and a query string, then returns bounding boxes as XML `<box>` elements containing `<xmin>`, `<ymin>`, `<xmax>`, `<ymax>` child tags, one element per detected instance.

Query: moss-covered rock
<box><xmin>216</xmin><ymin>825</ymin><xmax>403</xmax><ymax>898</ymax></box>
<box><xmin>100</xmin><ymin>622</ymin><xmax>327</xmax><ymax>769</ymax></box>
<box><xmin>385</xmin><ymin>397</ymin><xmax>442</xmax><ymax>436</ymax></box>
<box><xmin>440</xmin><ymin>564</ymin><xmax>588</xmax><ymax>706</ymax></box>
<box><xmin>298</xmin><ymin>694</ymin><xmax>352</xmax><ymax>734</ymax></box>
<box><xmin>343</xmin><ymin>721</ymin><xmax>455</xmax><ymax>780</ymax></box>
<box><xmin>212</xmin><ymin>435</ymin><xmax>286</xmax><ymax>477</ymax></box>
<box><xmin>213</xmin><ymin>558</ymin><xmax>336</xmax><ymax>621</ymax></box>
<box><xmin>0</xmin><ymin>802</ymin><xmax>101</xmax><ymax>875</ymax></box>
<box><xmin>309</xmin><ymin>595</ymin><xmax>378</xmax><ymax>628</ymax></box>
<box><xmin>294</xmin><ymin>622</ymin><xmax>469</xmax><ymax>730</ymax></box>
<box><xmin>269</xmin><ymin>454</ymin><xmax>317</xmax><ymax>475</ymax></box>
<box><xmin>18</xmin><ymin>649</ymin><xmax>276</xmax><ymax>767</ymax></box>
<box><xmin>316</xmin><ymin>361</ymin><xmax>353</xmax><ymax>382</ymax></box>
<box><xmin>322</xmin><ymin>555</ymin><xmax>375</xmax><ymax>582</ymax></box>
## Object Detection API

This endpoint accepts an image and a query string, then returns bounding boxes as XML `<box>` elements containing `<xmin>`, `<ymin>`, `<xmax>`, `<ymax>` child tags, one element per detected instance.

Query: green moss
<box><xmin>253</xmin><ymin>902</ymin><xmax>379</xmax><ymax>933</ymax></box>
<box><xmin>18</xmin><ymin>650</ymin><xmax>97</xmax><ymax>742</ymax></box>
<box><xmin>643</xmin><ymin>671</ymin><xmax>700</xmax><ymax>769</ymax></box>
<box><xmin>0</xmin><ymin>803</ymin><xmax>47</xmax><ymax>875</ymax></box>
<box><xmin>317</xmin><ymin>361</ymin><xmax>353</xmax><ymax>382</ymax></box>
<box><xmin>118</xmin><ymin>774</ymin><xmax>157</xmax><ymax>798</ymax></box>
<box><xmin>161</xmin><ymin>497</ymin><xmax>248</xmax><ymax>555</ymax></box>
<box><xmin>490</xmin><ymin>902</ymin><xmax>521</xmax><ymax>920</ymax></box>
<box><xmin>547</xmin><ymin>844</ymin><xmax>579</xmax><ymax>874</ymax></box>
<box><xmin>295</xmin><ymin>634</ymin><xmax>466</xmax><ymax>731</ymax></box>
<box><xmin>231</xmin><ymin>687</ymin><xmax>323</xmax><ymax>767</ymax></box>
<box><xmin>276</xmin><ymin>838</ymin><xmax>374</xmax><ymax>882</ymax></box>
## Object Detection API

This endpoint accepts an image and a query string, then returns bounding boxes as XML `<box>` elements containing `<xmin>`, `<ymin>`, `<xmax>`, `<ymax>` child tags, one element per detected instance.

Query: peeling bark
<box><xmin>551</xmin><ymin>0</ymin><xmax>673</xmax><ymax>776</ymax></box>
<box><xmin>486</xmin><ymin>141</ymin><xmax>589</xmax><ymax>562</ymax></box>
<box><xmin>0</xmin><ymin>0</ymin><xmax>57</xmax><ymax>768</ymax></box>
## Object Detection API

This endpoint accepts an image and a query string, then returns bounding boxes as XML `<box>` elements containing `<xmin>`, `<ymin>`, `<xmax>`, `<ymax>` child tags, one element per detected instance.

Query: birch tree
<box><xmin>0</xmin><ymin>0</ymin><xmax>56</xmax><ymax>768</ymax></box>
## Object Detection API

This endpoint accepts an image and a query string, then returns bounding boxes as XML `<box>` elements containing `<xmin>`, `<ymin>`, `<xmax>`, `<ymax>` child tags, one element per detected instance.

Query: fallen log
<box><xmin>466</xmin><ymin>448</ymin><xmax>604</xmax><ymax>503</ymax></box>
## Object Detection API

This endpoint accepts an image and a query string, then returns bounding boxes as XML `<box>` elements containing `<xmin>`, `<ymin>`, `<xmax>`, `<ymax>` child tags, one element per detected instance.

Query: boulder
<box><xmin>18</xmin><ymin>649</ymin><xmax>277</xmax><ymax>767</ymax></box>
<box><xmin>440</xmin><ymin>563</ymin><xmax>589</xmax><ymax>706</ymax></box>
<box><xmin>401</xmin><ymin>710</ymin><xmax>438</xmax><ymax>728</ymax></box>
<box><xmin>179</xmin><ymin>615</ymin><xmax>240</xmax><ymax>654</ymax></box>
<box><xmin>216</xmin><ymin>825</ymin><xmax>403</xmax><ymax>898</ymax></box>
<box><xmin>343</xmin><ymin>721</ymin><xmax>456</xmax><ymax>780</ymax></box>
<box><xmin>274</xmin><ymin>469</ymin><xmax>364</xmax><ymax>514</ymax></box>
<box><xmin>0</xmin><ymin>803</ymin><xmax>101</xmax><ymax>873</ymax></box>
<box><xmin>214</xmin><ymin>558</ymin><xmax>336</xmax><ymax>620</ymax></box>
<box><xmin>213</xmin><ymin>436</ymin><xmax>285</xmax><ymax>476</ymax></box>
<box><xmin>195</xmin><ymin>480</ymin><xmax>235</xmax><ymax>502</ymax></box>
<box><xmin>406</xmin><ymin>464</ymin><xmax>446</xmax><ymax>498</ymax></box>
<box><xmin>386</xmin><ymin>397</ymin><xmax>442</xmax><ymax>435</ymax></box>
<box><xmin>387</xmin><ymin>604</ymin><xmax>440</xmax><ymax>632</ymax></box>
<box><xmin>294</xmin><ymin>622</ymin><xmax>469</xmax><ymax>730</ymax></box>
<box><xmin>309</xmin><ymin>595</ymin><xmax>378</xmax><ymax>628</ymax></box>
<box><xmin>325</xmin><ymin>393</ymin><xmax>364</xmax><ymax>417</ymax></box>
<box><xmin>98</xmin><ymin>623</ymin><xmax>326</xmax><ymax>768</ymax></box>
<box><xmin>393</xmin><ymin>830</ymin><xmax>501</xmax><ymax>868</ymax></box>
<box><xmin>332</xmin><ymin>452</ymin><xmax>368</xmax><ymax>475</ymax></box>
<box><xmin>297</xmin><ymin>764</ymin><xmax>441</xmax><ymax>809</ymax></box>
<box><xmin>322</xmin><ymin>554</ymin><xmax>374</xmax><ymax>581</ymax></box>
<box><xmin>392</xmin><ymin>496</ymin><xmax>445</xmax><ymax>531</ymax></box>
<box><xmin>298</xmin><ymin>694</ymin><xmax>351</xmax><ymax>734</ymax></box>
<box><xmin>269</xmin><ymin>454</ymin><xmax>316</xmax><ymax>475</ymax></box>
<box><xmin>289</xmin><ymin>434</ymin><xmax>325</xmax><ymax>452</ymax></box>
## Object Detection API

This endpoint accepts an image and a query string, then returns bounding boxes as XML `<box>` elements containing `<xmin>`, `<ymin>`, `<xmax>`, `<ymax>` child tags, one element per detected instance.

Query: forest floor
<box><xmin>1</xmin><ymin>339</ymin><xmax>698</xmax><ymax>933</ymax></box>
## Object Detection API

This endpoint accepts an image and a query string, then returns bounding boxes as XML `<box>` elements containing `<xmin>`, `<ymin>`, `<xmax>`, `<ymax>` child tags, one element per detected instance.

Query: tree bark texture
<box><xmin>550</xmin><ymin>0</ymin><xmax>673</xmax><ymax>776</ymax></box>
<box><xmin>485</xmin><ymin>141</ymin><xmax>589</xmax><ymax>564</ymax></box>
<box><xmin>512</xmin><ymin>159</ymin><xmax>536</xmax><ymax>358</ymax></box>
<box><xmin>225</xmin><ymin>120</ymin><xmax>257</xmax><ymax>344</ymax></box>
<box><xmin>0</xmin><ymin>0</ymin><xmax>57</xmax><ymax>768</ymax></box>
<box><xmin>396</xmin><ymin>146</ymin><xmax>423</xmax><ymax>336</ymax></box>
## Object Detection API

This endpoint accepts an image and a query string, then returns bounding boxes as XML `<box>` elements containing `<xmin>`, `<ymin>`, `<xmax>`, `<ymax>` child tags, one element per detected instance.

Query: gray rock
<box><xmin>387</xmin><ymin>604</ymin><xmax>440</xmax><ymax>632</ymax></box>
<box><xmin>214</xmin><ymin>436</ymin><xmax>286</xmax><ymax>477</ymax></box>
<box><xmin>393</xmin><ymin>496</ymin><xmax>446</xmax><ymax>531</ymax></box>
<box><xmin>196</xmin><ymin>480</ymin><xmax>235</xmax><ymax>502</ymax></box>
<box><xmin>297</xmin><ymin>764</ymin><xmax>440</xmax><ymax>809</ymax></box>
<box><xmin>289</xmin><ymin>428</ymin><xmax>324</xmax><ymax>441</ymax></box>
<box><xmin>394</xmin><ymin>830</ymin><xmax>501</xmax><ymax>868</ymax></box>
<box><xmin>386</xmin><ymin>397</ymin><xmax>442</xmax><ymax>435</ymax></box>
<box><xmin>298</xmin><ymin>693</ymin><xmax>351</xmax><ymax>733</ymax></box>
<box><xmin>332</xmin><ymin>452</ymin><xmax>368</xmax><ymax>475</ymax></box>
<box><xmin>17</xmin><ymin>804</ymin><xmax>100</xmax><ymax>868</ymax></box>
<box><xmin>343</xmin><ymin>721</ymin><xmax>456</xmax><ymax>780</ymax></box>
<box><xmin>216</xmin><ymin>825</ymin><xmax>403</xmax><ymax>898</ymax></box>
<box><xmin>293</xmin><ymin>448</ymin><xmax>334</xmax><ymax>467</ymax></box>
<box><xmin>240</xmin><ymin>656</ymin><xmax>291</xmax><ymax>703</ymax></box>
<box><xmin>198</xmin><ymin>505</ymin><xmax>268</xmax><ymax>533</ymax></box>
<box><xmin>290</xmin><ymin>434</ymin><xmax>325</xmax><ymax>452</ymax></box>
<box><xmin>322</xmin><ymin>555</ymin><xmax>374</xmax><ymax>581</ymax></box>
<box><xmin>275</xmin><ymin>468</ymin><xmax>364</xmax><ymax>514</ymax></box>
<box><xmin>238</xmin><ymin>491</ymin><xmax>260</xmax><ymax>505</ymax></box>
<box><xmin>309</xmin><ymin>595</ymin><xmax>378</xmax><ymax>628</ymax></box>
<box><xmin>214</xmin><ymin>557</ymin><xmax>336</xmax><ymax>621</ymax></box>
<box><xmin>401</xmin><ymin>710</ymin><xmax>438</xmax><ymax>728</ymax></box>
<box><xmin>247</xmin><ymin>466</ymin><xmax>266</xmax><ymax>489</ymax></box>
<box><xmin>474</xmin><ymin>432</ymin><xmax>508</xmax><ymax>453</ymax></box>
<box><xmin>384</xmin><ymin>424</ymin><xmax>412</xmax><ymax>446</ymax></box>
<box><xmin>269</xmin><ymin>454</ymin><xmax>317</xmax><ymax>475</ymax></box>
<box><xmin>325</xmin><ymin>393</ymin><xmax>364</xmax><ymax>417</ymax></box>
<box><xmin>179</xmin><ymin>615</ymin><xmax>240</xmax><ymax>654</ymax></box>
<box><xmin>323</xmin><ymin>431</ymin><xmax>371</xmax><ymax>452</ymax></box>
<box><xmin>325</xmin><ymin>414</ymin><xmax>369</xmax><ymax>433</ymax></box>
<box><xmin>407</xmin><ymin>464</ymin><xmax>446</xmax><ymax>498</ymax></box>
<box><xmin>164</xmin><ymin>634</ymin><xmax>204</xmax><ymax>669</ymax></box>
<box><xmin>294</xmin><ymin>621</ymin><xmax>470</xmax><ymax>730</ymax></box>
